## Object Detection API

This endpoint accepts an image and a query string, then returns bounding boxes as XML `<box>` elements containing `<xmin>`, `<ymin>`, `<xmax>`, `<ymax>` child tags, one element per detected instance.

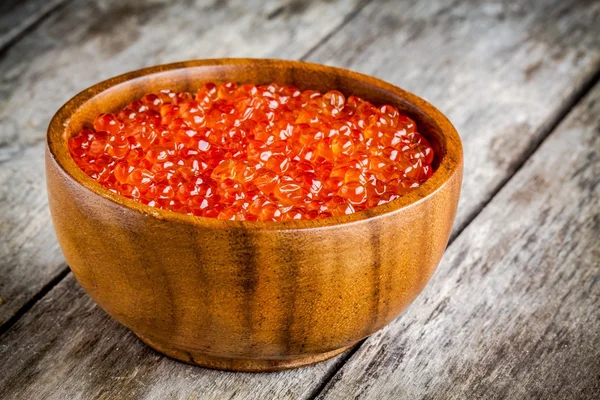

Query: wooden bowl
<box><xmin>46</xmin><ymin>59</ymin><xmax>462</xmax><ymax>371</ymax></box>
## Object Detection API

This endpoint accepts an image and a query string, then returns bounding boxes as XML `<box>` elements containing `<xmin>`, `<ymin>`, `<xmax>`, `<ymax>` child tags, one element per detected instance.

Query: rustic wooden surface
<box><xmin>0</xmin><ymin>0</ymin><xmax>71</xmax><ymax>51</ymax></box>
<box><xmin>0</xmin><ymin>0</ymin><xmax>599</xmax><ymax>398</ymax></box>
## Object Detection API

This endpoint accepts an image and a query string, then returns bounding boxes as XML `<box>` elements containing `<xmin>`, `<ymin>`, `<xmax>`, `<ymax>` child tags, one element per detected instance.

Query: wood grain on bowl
<box><xmin>46</xmin><ymin>59</ymin><xmax>462</xmax><ymax>371</ymax></box>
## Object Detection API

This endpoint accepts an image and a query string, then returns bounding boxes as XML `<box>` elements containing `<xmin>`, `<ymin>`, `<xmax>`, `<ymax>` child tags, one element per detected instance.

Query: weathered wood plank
<box><xmin>315</xmin><ymin>83</ymin><xmax>600</xmax><ymax>399</ymax></box>
<box><xmin>0</xmin><ymin>146</ymin><xmax>67</xmax><ymax>332</ymax></box>
<box><xmin>0</xmin><ymin>275</ymin><xmax>350</xmax><ymax>400</ymax></box>
<box><xmin>0</xmin><ymin>0</ymin><xmax>365</xmax><ymax>327</ymax></box>
<box><xmin>306</xmin><ymin>0</ymin><xmax>600</xmax><ymax>237</ymax></box>
<box><xmin>0</xmin><ymin>0</ymin><xmax>72</xmax><ymax>51</ymax></box>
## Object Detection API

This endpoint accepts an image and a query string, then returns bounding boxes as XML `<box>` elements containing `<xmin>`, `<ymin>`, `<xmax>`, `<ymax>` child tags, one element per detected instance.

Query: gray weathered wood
<box><xmin>0</xmin><ymin>146</ymin><xmax>67</xmax><ymax>327</ymax></box>
<box><xmin>315</xmin><ymin>83</ymin><xmax>600</xmax><ymax>399</ymax></box>
<box><xmin>0</xmin><ymin>0</ymin><xmax>72</xmax><ymax>51</ymax></box>
<box><xmin>0</xmin><ymin>0</ymin><xmax>365</xmax><ymax>328</ymax></box>
<box><xmin>306</xmin><ymin>0</ymin><xmax>600</xmax><ymax>237</ymax></box>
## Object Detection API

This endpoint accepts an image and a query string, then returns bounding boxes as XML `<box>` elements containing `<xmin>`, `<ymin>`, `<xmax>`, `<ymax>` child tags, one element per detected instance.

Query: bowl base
<box><xmin>136</xmin><ymin>333</ymin><xmax>353</xmax><ymax>372</ymax></box>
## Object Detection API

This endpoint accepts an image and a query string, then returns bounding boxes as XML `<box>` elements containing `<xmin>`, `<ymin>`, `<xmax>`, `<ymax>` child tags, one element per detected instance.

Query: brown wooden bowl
<box><xmin>46</xmin><ymin>59</ymin><xmax>462</xmax><ymax>372</ymax></box>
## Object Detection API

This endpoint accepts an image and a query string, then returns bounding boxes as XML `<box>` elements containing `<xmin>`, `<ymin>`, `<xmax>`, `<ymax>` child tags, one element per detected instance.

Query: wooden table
<box><xmin>0</xmin><ymin>1</ymin><xmax>598</xmax><ymax>398</ymax></box>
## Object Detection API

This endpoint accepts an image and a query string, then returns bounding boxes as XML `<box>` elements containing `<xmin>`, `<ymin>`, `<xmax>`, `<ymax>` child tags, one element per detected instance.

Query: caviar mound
<box><xmin>68</xmin><ymin>82</ymin><xmax>435</xmax><ymax>221</ymax></box>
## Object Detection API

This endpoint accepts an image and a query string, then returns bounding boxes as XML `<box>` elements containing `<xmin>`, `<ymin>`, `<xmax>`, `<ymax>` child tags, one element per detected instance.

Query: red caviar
<box><xmin>69</xmin><ymin>82</ymin><xmax>434</xmax><ymax>221</ymax></box>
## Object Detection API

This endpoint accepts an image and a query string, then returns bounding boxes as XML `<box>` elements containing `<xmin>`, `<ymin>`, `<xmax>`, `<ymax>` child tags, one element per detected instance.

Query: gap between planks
<box><xmin>305</xmin><ymin>62</ymin><xmax>600</xmax><ymax>400</ymax></box>
<box><xmin>300</xmin><ymin>0</ymin><xmax>371</xmax><ymax>62</ymax></box>
<box><xmin>448</xmin><ymin>61</ymin><xmax>600</xmax><ymax>243</ymax></box>
<box><xmin>0</xmin><ymin>267</ymin><xmax>70</xmax><ymax>338</ymax></box>
<box><xmin>0</xmin><ymin>0</ymin><xmax>73</xmax><ymax>54</ymax></box>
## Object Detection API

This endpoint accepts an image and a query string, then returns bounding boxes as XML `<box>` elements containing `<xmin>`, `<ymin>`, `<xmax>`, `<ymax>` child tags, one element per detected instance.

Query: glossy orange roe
<box><xmin>69</xmin><ymin>82</ymin><xmax>434</xmax><ymax>221</ymax></box>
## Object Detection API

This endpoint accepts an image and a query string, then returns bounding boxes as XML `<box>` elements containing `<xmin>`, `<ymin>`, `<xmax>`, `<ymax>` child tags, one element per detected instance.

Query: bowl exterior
<box><xmin>46</xmin><ymin>146</ymin><xmax>461</xmax><ymax>371</ymax></box>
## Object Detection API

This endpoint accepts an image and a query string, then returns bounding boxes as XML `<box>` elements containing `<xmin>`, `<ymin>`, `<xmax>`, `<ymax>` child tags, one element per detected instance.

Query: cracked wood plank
<box><xmin>0</xmin><ymin>0</ymin><xmax>72</xmax><ymax>50</ymax></box>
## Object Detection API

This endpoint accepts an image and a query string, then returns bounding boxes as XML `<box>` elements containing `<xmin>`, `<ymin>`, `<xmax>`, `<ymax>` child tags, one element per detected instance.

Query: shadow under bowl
<box><xmin>46</xmin><ymin>59</ymin><xmax>463</xmax><ymax>371</ymax></box>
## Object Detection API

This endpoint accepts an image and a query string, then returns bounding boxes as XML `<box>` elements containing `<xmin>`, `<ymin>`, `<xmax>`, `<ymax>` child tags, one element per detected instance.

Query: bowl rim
<box><xmin>47</xmin><ymin>58</ymin><xmax>462</xmax><ymax>231</ymax></box>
